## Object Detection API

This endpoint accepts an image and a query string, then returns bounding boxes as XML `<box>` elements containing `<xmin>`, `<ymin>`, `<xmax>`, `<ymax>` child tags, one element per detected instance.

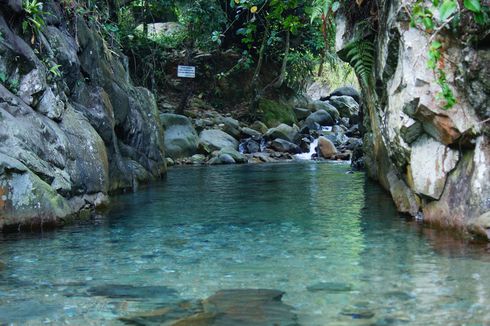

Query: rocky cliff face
<box><xmin>337</xmin><ymin>0</ymin><xmax>490</xmax><ymax>239</ymax></box>
<box><xmin>0</xmin><ymin>1</ymin><xmax>166</xmax><ymax>230</ymax></box>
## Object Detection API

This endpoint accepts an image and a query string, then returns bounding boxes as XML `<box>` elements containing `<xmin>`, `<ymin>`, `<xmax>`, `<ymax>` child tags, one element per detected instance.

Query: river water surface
<box><xmin>1</xmin><ymin>162</ymin><xmax>490</xmax><ymax>325</ymax></box>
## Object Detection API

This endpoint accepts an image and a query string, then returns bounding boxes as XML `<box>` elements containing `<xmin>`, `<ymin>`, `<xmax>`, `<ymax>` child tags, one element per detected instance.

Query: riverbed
<box><xmin>0</xmin><ymin>162</ymin><xmax>489</xmax><ymax>325</ymax></box>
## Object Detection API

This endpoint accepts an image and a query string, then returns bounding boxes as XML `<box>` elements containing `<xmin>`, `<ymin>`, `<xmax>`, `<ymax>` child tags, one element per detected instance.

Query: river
<box><xmin>0</xmin><ymin>162</ymin><xmax>489</xmax><ymax>325</ymax></box>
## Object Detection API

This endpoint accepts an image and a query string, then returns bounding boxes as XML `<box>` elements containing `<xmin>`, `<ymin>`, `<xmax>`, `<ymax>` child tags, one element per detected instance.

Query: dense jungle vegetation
<box><xmin>14</xmin><ymin>0</ymin><xmax>490</xmax><ymax>115</ymax></box>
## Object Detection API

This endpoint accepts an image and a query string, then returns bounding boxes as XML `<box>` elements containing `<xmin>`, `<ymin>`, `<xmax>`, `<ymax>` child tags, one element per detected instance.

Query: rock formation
<box><xmin>336</xmin><ymin>0</ymin><xmax>490</xmax><ymax>239</ymax></box>
<box><xmin>0</xmin><ymin>1</ymin><xmax>166</xmax><ymax>230</ymax></box>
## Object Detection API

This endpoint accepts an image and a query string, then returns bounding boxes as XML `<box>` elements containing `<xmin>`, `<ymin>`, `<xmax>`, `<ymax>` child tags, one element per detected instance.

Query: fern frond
<box><xmin>343</xmin><ymin>38</ymin><xmax>374</xmax><ymax>86</ymax></box>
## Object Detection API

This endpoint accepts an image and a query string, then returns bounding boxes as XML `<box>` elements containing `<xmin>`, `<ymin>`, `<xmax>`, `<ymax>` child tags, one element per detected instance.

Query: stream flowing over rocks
<box><xmin>159</xmin><ymin>87</ymin><xmax>362</xmax><ymax>167</ymax></box>
<box><xmin>0</xmin><ymin>1</ymin><xmax>166</xmax><ymax>230</ymax></box>
<box><xmin>335</xmin><ymin>0</ymin><xmax>490</xmax><ymax>239</ymax></box>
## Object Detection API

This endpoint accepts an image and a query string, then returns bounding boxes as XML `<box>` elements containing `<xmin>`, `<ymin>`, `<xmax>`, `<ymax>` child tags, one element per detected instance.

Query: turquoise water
<box><xmin>1</xmin><ymin>162</ymin><xmax>490</xmax><ymax>325</ymax></box>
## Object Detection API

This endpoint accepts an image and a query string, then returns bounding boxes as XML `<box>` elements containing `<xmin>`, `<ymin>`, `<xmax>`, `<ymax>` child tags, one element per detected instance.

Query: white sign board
<box><xmin>177</xmin><ymin>65</ymin><xmax>196</xmax><ymax>78</ymax></box>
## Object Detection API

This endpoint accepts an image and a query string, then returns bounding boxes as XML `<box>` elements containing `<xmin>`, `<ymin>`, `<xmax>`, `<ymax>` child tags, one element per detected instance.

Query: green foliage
<box><xmin>22</xmin><ymin>0</ymin><xmax>47</xmax><ymax>36</ymax></box>
<box><xmin>314</xmin><ymin>61</ymin><xmax>358</xmax><ymax>91</ymax></box>
<box><xmin>410</xmin><ymin>0</ymin><xmax>489</xmax><ymax>109</ymax></box>
<box><xmin>49</xmin><ymin>64</ymin><xmax>62</xmax><ymax>78</ymax></box>
<box><xmin>342</xmin><ymin>38</ymin><xmax>374</xmax><ymax>86</ymax></box>
<box><xmin>0</xmin><ymin>69</ymin><xmax>20</xmax><ymax>93</ymax></box>
<box><xmin>0</xmin><ymin>71</ymin><xmax>20</xmax><ymax>94</ymax></box>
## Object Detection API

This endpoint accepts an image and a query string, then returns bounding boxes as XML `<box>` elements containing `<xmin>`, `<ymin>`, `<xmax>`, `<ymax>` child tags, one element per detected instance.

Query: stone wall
<box><xmin>0</xmin><ymin>1</ymin><xmax>166</xmax><ymax>230</ymax></box>
<box><xmin>336</xmin><ymin>0</ymin><xmax>490</xmax><ymax>239</ymax></box>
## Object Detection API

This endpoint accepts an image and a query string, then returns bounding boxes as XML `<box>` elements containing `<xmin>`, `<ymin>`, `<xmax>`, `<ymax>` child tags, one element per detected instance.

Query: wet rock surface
<box><xmin>120</xmin><ymin>289</ymin><xmax>299</xmax><ymax>326</ymax></box>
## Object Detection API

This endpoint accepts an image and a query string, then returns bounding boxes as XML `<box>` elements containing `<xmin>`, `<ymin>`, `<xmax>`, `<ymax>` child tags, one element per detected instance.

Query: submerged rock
<box><xmin>120</xmin><ymin>289</ymin><xmax>298</xmax><ymax>326</ymax></box>
<box><xmin>87</xmin><ymin>284</ymin><xmax>178</xmax><ymax>300</ymax></box>
<box><xmin>306</xmin><ymin>282</ymin><xmax>353</xmax><ymax>292</ymax></box>
<box><xmin>0</xmin><ymin>300</ymin><xmax>61</xmax><ymax>324</ymax></box>
<box><xmin>200</xmin><ymin>289</ymin><xmax>299</xmax><ymax>325</ymax></box>
<box><xmin>340</xmin><ymin>306</ymin><xmax>375</xmax><ymax>319</ymax></box>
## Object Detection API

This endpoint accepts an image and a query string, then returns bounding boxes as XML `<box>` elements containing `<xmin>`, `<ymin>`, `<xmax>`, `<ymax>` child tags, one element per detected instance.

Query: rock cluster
<box><xmin>160</xmin><ymin>86</ymin><xmax>363</xmax><ymax>166</ymax></box>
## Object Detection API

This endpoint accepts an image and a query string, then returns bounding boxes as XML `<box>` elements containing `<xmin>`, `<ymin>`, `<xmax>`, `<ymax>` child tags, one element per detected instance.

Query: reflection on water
<box><xmin>0</xmin><ymin>162</ymin><xmax>489</xmax><ymax>325</ymax></box>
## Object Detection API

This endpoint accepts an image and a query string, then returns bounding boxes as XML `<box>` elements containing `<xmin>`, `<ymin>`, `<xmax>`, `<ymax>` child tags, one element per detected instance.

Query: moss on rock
<box><xmin>258</xmin><ymin>99</ymin><xmax>297</xmax><ymax>128</ymax></box>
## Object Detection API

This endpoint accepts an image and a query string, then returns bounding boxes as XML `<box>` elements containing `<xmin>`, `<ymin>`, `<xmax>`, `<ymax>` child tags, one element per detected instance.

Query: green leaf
<box><xmin>439</xmin><ymin>0</ymin><xmax>457</xmax><ymax>21</ymax></box>
<box><xmin>332</xmin><ymin>1</ymin><xmax>340</xmax><ymax>12</ymax></box>
<box><xmin>431</xmin><ymin>41</ymin><xmax>442</xmax><ymax>49</ymax></box>
<box><xmin>423</xmin><ymin>17</ymin><xmax>434</xmax><ymax>30</ymax></box>
<box><xmin>474</xmin><ymin>11</ymin><xmax>486</xmax><ymax>24</ymax></box>
<box><xmin>463</xmin><ymin>0</ymin><xmax>481</xmax><ymax>12</ymax></box>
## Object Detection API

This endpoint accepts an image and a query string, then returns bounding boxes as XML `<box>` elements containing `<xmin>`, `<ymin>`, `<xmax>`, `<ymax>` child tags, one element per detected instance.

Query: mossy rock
<box><xmin>258</xmin><ymin>99</ymin><xmax>297</xmax><ymax>128</ymax></box>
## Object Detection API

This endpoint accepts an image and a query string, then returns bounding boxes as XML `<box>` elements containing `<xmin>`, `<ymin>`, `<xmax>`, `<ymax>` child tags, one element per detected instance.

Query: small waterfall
<box><xmin>238</xmin><ymin>142</ymin><xmax>246</xmax><ymax>154</ymax></box>
<box><xmin>260</xmin><ymin>138</ymin><xmax>267</xmax><ymax>152</ymax></box>
<box><xmin>295</xmin><ymin>138</ymin><xmax>319</xmax><ymax>160</ymax></box>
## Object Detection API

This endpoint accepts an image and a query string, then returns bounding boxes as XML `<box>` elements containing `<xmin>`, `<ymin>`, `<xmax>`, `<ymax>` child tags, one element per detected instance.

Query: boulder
<box><xmin>217</xmin><ymin>148</ymin><xmax>247</xmax><ymax>163</ymax></box>
<box><xmin>307</xmin><ymin>100</ymin><xmax>340</xmax><ymax>120</ymax></box>
<box><xmin>221</xmin><ymin>117</ymin><xmax>241</xmax><ymax>139</ymax></box>
<box><xmin>209</xmin><ymin>153</ymin><xmax>235</xmax><ymax>164</ymax></box>
<box><xmin>294</xmin><ymin>107</ymin><xmax>311</xmax><ymax>120</ymax></box>
<box><xmin>271</xmin><ymin>139</ymin><xmax>301</xmax><ymax>154</ymax></box>
<box><xmin>241</xmin><ymin>127</ymin><xmax>262</xmax><ymax>139</ymax></box>
<box><xmin>264</xmin><ymin>123</ymin><xmax>300</xmax><ymax>143</ymax></box>
<box><xmin>317</xmin><ymin>136</ymin><xmax>337</xmax><ymax>158</ymax></box>
<box><xmin>199</xmin><ymin>129</ymin><xmax>238</xmax><ymax>151</ymax></box>
<box><xmin>322</xmin><ymin>86</ymin><xmax>361</xmax><ymax>104</ymax></box>
<box><xmin>249</xmin><ymin>121</ymin><xmax>269</xmax><ymax>134</ymax></box>
<box><xmin>258</xmin><ymin>98</ymin><xmax>296</xmax><ymax>127</ymax></box>
<box><xmin>160</xmin><ymin>113</ymin><xmax>199</xmax><ymax>159</ymax></box>
<box><xmin>305</xmin><ymin>110</ymin><xmax>335</xmax><ymax>128</ymax></box>
<box><xmin>190</xmin><ymin>154</ymin><xmax>206</xmax><ymax>164</ymax></box>
<box><xmin>327</xmin><ymin>95</ymin><xmax>359</xmax><ymax>119</ymax></box>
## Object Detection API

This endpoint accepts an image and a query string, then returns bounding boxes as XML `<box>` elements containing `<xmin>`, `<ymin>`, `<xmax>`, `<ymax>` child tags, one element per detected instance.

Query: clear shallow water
<box><xmin>1</xmin><ymin>162</ymin><xmax>490</xmax><ymax>325</ymax></box>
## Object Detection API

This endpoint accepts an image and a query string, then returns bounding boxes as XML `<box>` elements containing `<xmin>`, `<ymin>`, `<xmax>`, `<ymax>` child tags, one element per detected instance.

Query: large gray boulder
<box><xmin>322</xmin><ymin>86</ymin><xmax>361</xmax><ymax>104</ymax></box>
<box><xmin>160</xmin><ymin>113</ymin><xmax>199</xmax><ymax>159</ymax></box>
<box><xmin>264</xmin><ymin>124</ymin><xmax>300</xmax><ymax>143</ymax></box>
<box><xmin>305</xmin><ymin>110</ymin><xmax>335</xmax><ymax>128</ymax></box>
<box><xmin>271</xmin><ymin>139</ymin><xmax>301</xmax><ymax>154</ymax></box>
<box><xmin>221</xmin><ymin>117</ymin><xmax>241</xmax><ymax>139</ymax></box>
<box><xmin>307</xmin><ymin>100</ymin><xmax>340</xmax><ymax>120</ymax></box>
<box><xmin>199</xmin><ymin>129</ymin><xmax>239</xmax><ymax>151</ymax></box>
<box><xmin>327</xmin><ymin>96</ymin><xmax>359</xmax><ymax>119</ymax></box>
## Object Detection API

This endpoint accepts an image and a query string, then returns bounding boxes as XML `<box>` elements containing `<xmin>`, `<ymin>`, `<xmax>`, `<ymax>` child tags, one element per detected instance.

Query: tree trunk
<box><xmin>273</xmin><ymin>30</ymin><xmax>290</xmax><ymax>88</ymax></box>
